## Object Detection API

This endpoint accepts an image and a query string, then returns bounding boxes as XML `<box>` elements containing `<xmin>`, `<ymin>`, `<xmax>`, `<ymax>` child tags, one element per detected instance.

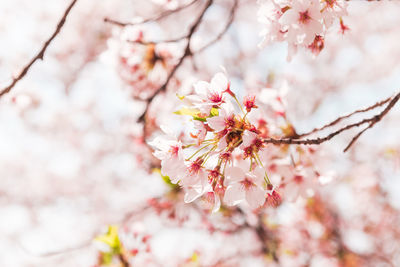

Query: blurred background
<box><xmin>0</xmin><ymin>0</ymin><xmax>400</xmax><ymax>266</ymax></box>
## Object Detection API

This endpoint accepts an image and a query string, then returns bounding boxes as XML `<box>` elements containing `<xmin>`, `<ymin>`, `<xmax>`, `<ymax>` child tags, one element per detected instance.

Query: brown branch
<box><xmin>129</xmin><ymin>0</ymin><xmax>237</xmax><ymax>52</ymax></box>
<box><xmin>137</xmin><ymin>0</ymin><xmax>214</xmax><ymax>123</ymax></box>
<box><xmin>118</xmin><ymin>254</ymin><xmax>131</xmax><ymax>267</ymax></box>
<box><xmin>128</xmin><ymin>35</ymin><xmax>187</xmax><ymax>45</ymax></box>
<box><xmin>298</xmin><ymin>94</ymin><xmax>393</xmax><ymax>138</ymax></box>
<box><xmin>0</xmin><ymin>0</ymin><xmax>78</xmax><ymax>98</ymax></box>
<box><xmin>343</xmin><ymin>91</ymin><xmax>400</xmax><ymax>152</ymax></box>
<box><xmin>263</xmin><ymin>92</ymin><xmax>400</xmax><ymax>152</ymax></box>
<box><xmin>104</xmin><ymin>0</ymin><xmax>199</xmax><ymax>27</ymax></box>
<box><xmin>195</xmin><ymin>0</ymin><xmax>238</xmax><ymax>53</ymax></box>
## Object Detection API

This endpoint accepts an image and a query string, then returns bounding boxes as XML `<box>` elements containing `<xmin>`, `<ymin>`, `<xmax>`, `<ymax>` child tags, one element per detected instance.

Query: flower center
<box><xmin>241</xmin><ymin>177</ymin><xmax>254</xmax><ymax>190</ymax></box>
<box><xmin>299</xmin><ymin>10</ymin><xmax>311</xmax><ymax>24</ymax></box>
<box><xmin>209</xmin><ymin>92</ymin><xmax>223</xmax><ymax>103</ymax></box>
<box><xmin>169</xmin><ymin>145</ymin><xmax>180</xmax><ymax>157</ymax></box>
<box><xmin>294</xmin><ymin>175</ymin><xmax>304</xmax><ymax>184</ymax></box>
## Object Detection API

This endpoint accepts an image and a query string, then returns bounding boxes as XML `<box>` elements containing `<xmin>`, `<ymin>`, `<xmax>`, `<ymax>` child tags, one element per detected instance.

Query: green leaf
<box><xmin>209</xmin><ymin>107</ymin><xmax>219</xmax><ymax>117</ymax></box>
<box><xmin>100</xmin><ymin>252</ymin><xmax>113</xmax><ymax>265</ymax></box>
<box><xmin>174</xmin><ymin>107</ymin><xmax>200</xmax><ymax>117</ymax></box>
<box><xmin>174</xmin><ymin>107</ymin><xmax>208</xmax><ymax>122</ymax></box>
<box><xmin>176</xmin><ymin>93</ymin><xmax>185</xmax><ymax>100</ymax></box>
<box><xmin>95</xmin><ymin>225</ymin><xmax>121</xmax><ymax>253</ymax></box>
<box><xmin>191</xmin><ymin>252</ymin><xmax>199</xmax><ymax>262</ymax></box>
<box><xmin>193</xmin><ymin>116</ymin><xmax>207</xmax><ymax>122</ymax></box>
<box><xmin>153</xmin><ymin>168</ymin><xmax>180</xmax><ymax>190</ymax></box>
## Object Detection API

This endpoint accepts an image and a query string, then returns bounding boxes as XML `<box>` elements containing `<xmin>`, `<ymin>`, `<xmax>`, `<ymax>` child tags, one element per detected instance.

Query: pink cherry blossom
<box><xmin>186</xmin><ymin>72</ymin><xmax>229</xmax><ymax>114</ymax></box>
<box><xmin>224</xmin><ymin>165</ymin><xmax>266</xmax><ymax>209</ymax></box>
<box><xmin>206</xmin><ymin>103</ymin><xmax>235</xmax><ymax>132</ymax></box>
<box><xmin>148</xmin><ymin>127</ymin><xmax>186</xmax><ymax>182</ymax></box>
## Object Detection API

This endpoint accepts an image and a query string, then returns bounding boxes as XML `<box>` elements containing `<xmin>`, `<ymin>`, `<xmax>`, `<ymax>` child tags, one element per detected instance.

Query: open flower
<box><xmin>280</xmin><ymin>0</ymin><xmax>323</xmax><ymax>46</ymax></box>
<box><xmin>206</xmin><ymin>103</ymin><xmax>235</xmax><ymax>132</ymax></box>
<box><xmin>148</xmin><ymin>126</ymin><xmax>186</xmax><ymax>182</ymax></box>
<box><xmin>186</xmin><ymin>72</ymin><xmax>229</xmax><ymax>114</ymax></box>
<box><xmin>224</xmin><ymin>165</ymin><xmax>266</xmax><ymax>209</ymax></box>
<box><xmin>258</xmin><ymin>0</ymin><xmax>348</xmax><ymax>59</ymax></box>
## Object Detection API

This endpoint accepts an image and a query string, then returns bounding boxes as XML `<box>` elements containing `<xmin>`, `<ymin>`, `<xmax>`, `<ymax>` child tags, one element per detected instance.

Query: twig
<box><xmin>263</xmin><ymin>92</ymin><xmax>400</xmax><ymax>152</ymax></box>
<box><xmin>343</xmin><ymin>91</ymin><xmax>400</xmax><ymax>152</ymax></box>
<box><xmin>137</xmin><ymin>0</ymin><xmax>214</xmax><ymax>123</ymax></box>
<box><xmin>0</xmin><ymin>0</ymin><xmax>78</xmax><ymax>98</ymax></box>
<box><xmin>195</xmin><ymin>0</ymin><xmax>238</xmax><ymax>53</ymax></box>
<box><xmin>298</xmin><ymin>94</ymin><xmax>393</xmax><ymax>138</ymax></box>
<box><xmin>104</xmin><ymin>0</ymin><xmax>199</xmax><ymax>27</ymax></box>
<box><xmin>19</xmin><ymin>238</ymin><xmax>92</xmax><ymax>257</ymax></box>
<box><xmin>128</xmin><ymin>35</ymin><xmax>187</xmax><ymax>45</ymax></box>
<box><xmin>118</xmin><ymin>254</ymin><xmax>131</xmax><ymax>267</ymax></box>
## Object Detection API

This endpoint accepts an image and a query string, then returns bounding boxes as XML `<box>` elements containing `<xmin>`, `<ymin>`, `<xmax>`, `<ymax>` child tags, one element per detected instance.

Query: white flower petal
<box><xmin>245</xmin><ymin>186</ymin><xmax>266</xmax><ymax>209</ymax></box>
<box><xmin>224</xmin><ymin>184</ymin><xmax>245</xmax><ymax>206</ymax></box>
<box><xmin>210</xmin><ymin>72</ymin><xmax>228</xmax><ymax>93</ymax></box>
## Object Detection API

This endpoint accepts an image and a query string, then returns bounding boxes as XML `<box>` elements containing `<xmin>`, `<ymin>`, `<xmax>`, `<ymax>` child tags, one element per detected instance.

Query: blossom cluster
<box><xmin>107</xmin><ymin>26</ymin><xmax>177</xmax><ymax>99</ymax></box>
<box><xmin>150</xmin><ymin>73</ymin><xmax>326</xmax><ymax>211</ymax></box>
<box><xmin>258</xmin><ymin>0</ymin><xmax>348</xmax><ymax>59</ymax></box>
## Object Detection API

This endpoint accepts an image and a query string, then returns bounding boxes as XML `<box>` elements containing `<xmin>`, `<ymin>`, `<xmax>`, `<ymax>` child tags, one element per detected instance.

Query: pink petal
<box><xmin>207</xmin><ymin>116</ymin><xmax>226</xmax><ymax>132</ymax></box>
<box><xmin>225</xmin><ymin>166</ymin><xmax>246</xmax><ymax>183</ymax></box>
<box><xmin>224</xmin><ymin>183</ymin><xmax>245</xmax><ymax>206</ymax></box>
<box><xmin>184</xmin><ymin>187</ymin><xmax>203</xmax><ymax>203</ymax></box>
<box><xmin>245</xmin><ymin>186</ymin><xmax>266</xmax><ymax>209</ymax></box>
<box><xmin>210</xmin><ymin>72</ymin><xmax>228</xmax><ymax>93</ymax></box>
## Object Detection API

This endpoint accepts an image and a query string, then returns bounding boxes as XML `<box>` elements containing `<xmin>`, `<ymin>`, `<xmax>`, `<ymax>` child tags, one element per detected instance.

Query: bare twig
<box><xmin>343</xmin><ymin>91</ymin><xmax>400</xmax><ymax>152</ymax></box>
<box><xmin>195</xmin><ymin>0</ymin><xmax>238</xmax><ymax>53</ymax></box>
<box><xmin>137</xmin><ymin>0</ymin><xmax>214</xmax><ymax>122</ymax></box>
<box><xmin>0</xmin><ymin>0</ymin><xmax>78</xmax><ymax>98</ymax></box>
<box><xmin>298</xmin><ymin>94</ymin><xmax>393</xmax><ymax>138</ymax></box>
<box><xmin>263</xmin><ymin>92</ymin><xmax>400</xmax><ymax>152</ymax></box>
<box><xmin>118</xmin><ymin>254</ymin><xmax>131</xmax><ymax>267</ymax></box>
<box><xmin>104</xmin><ymin>0</ymin><xmax>199</xmax><ymax>27</ymax></box>
<box><xmin>128</xmin><ymin>35</ymin><xmax>187</xmax><ymax>45</ymax></box>
<box><xmin>19</xmin><ymin>238</ymin><xmax>92</xmax><ymax>257</ymax></box>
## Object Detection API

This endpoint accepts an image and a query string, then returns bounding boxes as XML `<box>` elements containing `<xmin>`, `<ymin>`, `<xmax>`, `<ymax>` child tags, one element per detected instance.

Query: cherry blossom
<box><xmin>258</xmin><ymin>0</ymin><xmax>349</xmax><ymax>59</ymax></box>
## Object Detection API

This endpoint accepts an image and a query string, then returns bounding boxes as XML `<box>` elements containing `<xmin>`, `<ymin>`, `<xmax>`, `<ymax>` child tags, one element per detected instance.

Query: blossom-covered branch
<box><xmin>0</xmin><ymin>0</ymin><xmax>78</xmax><ymax>98</ymax></box>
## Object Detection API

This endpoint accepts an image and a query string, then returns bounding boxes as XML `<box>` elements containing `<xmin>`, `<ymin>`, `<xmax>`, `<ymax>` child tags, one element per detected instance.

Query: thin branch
<box><xmin>195</xmin><ymin>0</ymin><xmax>238</xmax><ymax>53</ymax></box>
<box><xmin>129</xmin><ymin>0</ymin><xmax>237</xmax><ymax>50</ymax></box>
<box><xmin>137</xmin><ymin>0</ymin><xmax>214</xmax><ymax>122</ymax></box>
<box><xmin>19</xmin><ymin>238</ymin><xmax>92</xmax><ymax>257</ymax></box>
<box><xmin>104</xmin><ymin>0</ymin><xmax>199</xmax><ymax>27</ymax></box>
<box><xmin>128</xmin><ymin>35</ymin><xmax>187</xmax><ymax>45</ymax></box>
<box><xmin>263</xmin><ymin>92</ymin><xmax>400</xmax><ymax>152</ymax></box>
<box><xmin>343</xmin><ymin>91</ymin><xmax>400</xmax><ymax>152</ymax></box>
<box><xmin>0</xmin><ymin>0</ymin><xmax>78</xmax><ymax>98</ymax></box>
<box><xmin>298</xmin><ymin>94</ymin><xmax>393</xmax><ymax>138</ymax></box>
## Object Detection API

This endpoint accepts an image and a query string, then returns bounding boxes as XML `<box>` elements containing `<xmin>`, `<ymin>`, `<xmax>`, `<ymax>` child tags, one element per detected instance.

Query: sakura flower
<box><xmin>148</xmin><ymin>126</ymin><xmax>186</xmax><ymax>182</ymax></box>
<box><xmin>282</xmin><ymin>167</ymin><xmax>317</xmax><ymax>202</ymax></box>
<box><xmin>321</xmin><ymin>0</ymin><xmax>348</xmax><ymax>27</ymax></box>
<box><xmin>258</xmin><ymin>0</ymin><xmax>348</xmax><ymax>59</ymax></box>
<box><xmin>198</xmin><ymin>184</ymin><xmax>222</xmax><ymax>213</ymax></box>
<box><xmin>224</xmin><ymin>165</ymin><xmax>266</xmax><ymax>209</ymax></box>
<box><xmin>240</xmin><ymin>130</ymin><xmax>264</xmax><ymax>159</ymax></box>
<box><xmin>243</xmin><ymin>94</ymin><xmax>258</xmax><ymax>112</ymax></box>
<box><xmin>206</xmin><ymin>103</ymin><xmax>235</xmax><ymax>132</ymax></box>
<box><xmin>184</xmin><ymin>185</ymin><xmax>205</xmax><ymax>203</ymax></box>
<box><xmin>280</xmin><ymin>0</ymin><xmax>323</xmax><ymax>46</ymax></box>
<box><xmin>180</xmin><ymin>159</ymin><xmax>208</xmax><ymax>188</ymax></box>
<box><xmin>191</xmin><ymin>120</ymin><xmax>207</xmax><ymax>145</ymax></box>
<box><xmin>186</xmin><ymin>72</ymin><xmax>229</xmax><ymax>114</ymax></box>
<box><xmin>266</xmin><ymin>189</ymin><xmax>282</xmax><ymax>207</ymax></box>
